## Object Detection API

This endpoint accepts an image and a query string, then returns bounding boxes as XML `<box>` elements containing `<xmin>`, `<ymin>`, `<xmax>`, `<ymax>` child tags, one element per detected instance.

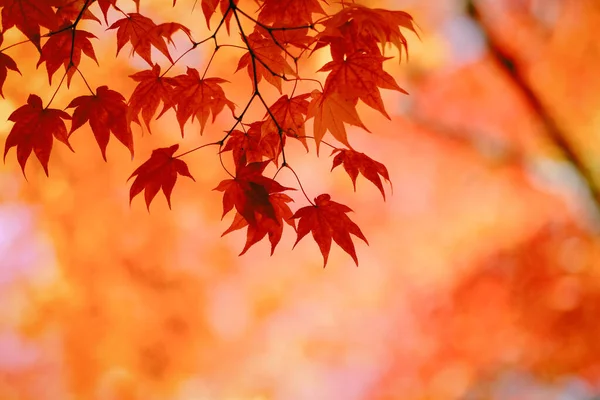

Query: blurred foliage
<box><xmin>2</xmin><ymin>0</ymin><xmax>600</xmax><ymax>399</ymax></box>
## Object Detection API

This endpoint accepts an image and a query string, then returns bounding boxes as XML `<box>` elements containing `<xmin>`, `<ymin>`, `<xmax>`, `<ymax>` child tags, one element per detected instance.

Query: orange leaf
<box><xmin>316</xmin><ymin>5</ymin><xmax>417</xmax><ymax>61</ymax></box>
<box><xmin>257</xmin><ymin>0</ymin><xmax>326</xmax><ymax>27</ymax></box>
<box><xmin>263</xmin><ymin>93</ymin><xmax>310</xmax><ymax>150</ymax></box>
<box><xmin>213</xmin><ymin>160</ymin><xmax>293</xmax><ymax>225</ymax></box>
<box><xmin>128</xmin><ymin>144</ymin><xmax>194</xmax><ymax>210</ymax></box>
<box><xmin>108</xmin><ymin>13</ymin><xmax>190</xmax><ymax>65</ymax></box>
<box><xmin>221</xmin><ymin>121</ymin><xmax>281</xmax><ymax>169</ymax></box>
<box><xmin>306</xmin><ymin>90</ymin><xmax>368</xmax><ymax>152</ymax></box>
<box><xmin>222</xmin><ymin>193</ymin><xmax>295</xmax><ymax>256</ymax></box>
<box><xmin>37</xmin><ymin>25</ymin><xmax>97</xmax><ymax>86</ymax></box>
<box><xmin>168</xmin><ymin>68</ymin><xmax>235</xmax><ymax>135</ymax></box>
<box><xmin>67</xmin><ymin>86</ymin><xmax>133</xmax><ymax>161</ymax></box>
<box><xmin>3</xmin><ymin>94</ymin><xmax>72</xmax><ymax>176</ymax></box>
<box><xmin>236</xmin><ymin>31</ymin><xmax>296</xmax><ymax>92</ymax></box>
<box><xmin>127</xmin><ymin>64</ymin><xmax>176</xmax><ymax>133</ymax></box>
<box><xmin>0</xmin><ymin>0</ymin><xmax>59</xmax><ymax>49</ymax></box>
<box><xmin>0</xmin><ymin>33</ymin><xmax>20</xmax><ymax>98</ymax></box>
<box><xmin>320</xmin><ymin>52</ymin><xmax>406</xmax><ymax>118</ymax></box>
<box><xmin>201</xmin><ymin>0</ymin><xmax>236</xmax><ymax>32</ymax></box>
<box><xmin>331</xmin><ymin>149</ymin><xmax>391</xmax><ymax>200</ymax></box>
<box><xmin>53</xmin><ymin>0</ymin><xmax>100</xmax><ymax>23</ymax></box>
<box><xmin>292</xmin><ymin>194</ymin><xmax>368</xmax><ymax>267</ymax></box>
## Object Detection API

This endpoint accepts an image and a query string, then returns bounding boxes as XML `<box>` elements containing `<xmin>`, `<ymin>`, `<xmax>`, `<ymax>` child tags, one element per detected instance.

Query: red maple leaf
<box><xmin>221</xmin><ymin>121</ymin><xmax>282</xmax><ymax>169</ymax></box>
<box><xmin>263</xmin><ymin>93</ymin><xmax>310</xmax><ymax>150</ymax></box>
<box><xmin>257</xmin><ymin>0</ymin><xmax>326</xmax><ymax>27</ymax></box>
<box><xmin>0</xmin><ymin>33</ymin><xmax>20</xmax><ymax>98</ymax></box>
<box><xmin>168</xmin><ymin>68</ymin><xmax>235</xmax><ymax>135</ymax></box>
<box><xmin>37</xmin><ymin>25</ymin><xmax>97</xmax><ymax>86</ymax></box>
<box><xmin>127</xmin><ymin>64</ymin><xmax>176</xmax><ymax>133</ymax></box>
<box><xmin>331</xmin><ymin>149</ymin><xmax>391</xmax><ymax>200</ymax></box>
<box><xmin>306</xmin><ymin>90</ymin><xmax>369</xmax><ymax>152</ymax></box>
<box><xmin>236</xmin><ymin>30</ymin><xmax>296</xmax><ymax>92</ymax></box>
<box><xmin>53</xmin><ymin>0</ymin><xmax>100</xmax><ymax>23</ymax></box>
<box><xmin>320</xmin><ymin>52</ymin><xmax>406</xmax><ymax>118</ymax></box>
<box><xmin>201</xmin><ymin>0</ymin><xmax>236</xmax><ymax>32</ymax></box>
<box><xmin>108</xmin><ymin>13</ymin><xmax>190</xmax><ymax>65</ymax></box>
<box><xmin>316</xmin><ymin>5</ymin><xmax>417</xmax><ymax>61</ymax></box>
<box><xmin>67</xmin><ymin>86</ymin><xmax>133</xmax><ymax>160</ymax></box>
<box><xmin>0</xmin><ymin>0</ymin><xmax>59</xmax><ymax>49</ymax></box>
<box><xmin>128</xmin><ymin>144</ymin><xmax>195</xmax><ymax>209</ymax></box>
<box><xmin>292</xmin><ymin>194</ymin><xmax>368</xmax><ymax>266</ymax></box>
<box><xmin>3</xmin><ymin>94</ymin><xmax>72</xmax><ymax>176</ymax></box>
<box><xmin>222</xmin><ymin>192</ymin><xmax>295</xmax><ymax>255</ymax></box>
<box><xmin>213</xmin><ymin>160</ymin><xmax>293</xmax><ymax>225</ymax></box>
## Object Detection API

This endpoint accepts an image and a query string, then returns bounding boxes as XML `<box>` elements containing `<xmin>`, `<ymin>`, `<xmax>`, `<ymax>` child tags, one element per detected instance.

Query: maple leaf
<box><xmin>222</xmin><ymin>193</ymin><xmax>295</xmax><ymax>255</ymax></box>
<box><xmin>331</xmin><ymin>149</ymin><xmax>391</xmax><ymax>200</ymax></box>
<box><xmin>37</xmin><ymin>25</ymin><xmax>97</xmax><ymax>86</ymax></box>
<box><xmin>53</xmin><ymin>0</ymin><xmax>100</xmax><ymax>23</ymax></box>
<box><xmin>213</xmin><ymin>160</ymin><xmax>293</xmax><ymax>226</ymax></box>
<box><xmin>128</xmin><ymin>144</ymin><xmax>194</xmax><ymax>209</ymax></box>
<box><xmin>316</xmin><ymin>5</ymin><xmax>417</xmax><ymax>61</ymax></box>
<box><xmin>168</xmin><ymin>68</ymin><xmax>235</xmax><ymax>135</ymax></box>
<box><xmin>3</xmin><ymin>94</ymin><xmax>72</xmax><ymax>176</ymax></box>
<box><xmin>262</xmin><ymin>93</ymin><xmax>310</xmax><ymax>150</ymax></box>
<box><xmin>127</xmin><ymin>64</ymin><xmax>176</xmax><ymax>133</ymax></box>
<box><xmin>306</xmin><ymin>90</ymin><xmax>369</xmax><ymax>152</ymax></box>
<box><xmin>292</xmin><ymin>194</ymin><xmax>368</xmax><ymax>266</ymax></box>
<box><xmin>67</xmin><ymin>86</ymin><xmax>133</xmax><ymax>160</ymax></box>
<box><xmin>257</xmin><ymin>0</ymin><xmax>326</xmax><ymax>27</ymax></box>
<box><xmin>108</xmin><ymin>13</ymin><xmax>191</xmax><ymax>65</ymax></box>
<box><xmin>201</xmin><ymin>0</ymin><xmax>236</xmax><ymax>32</ymax></box>
<box><xmin>221</xmin><ymin>121</ymin><xmax>282</xmax><ymax>169</ymax></box>
<box><xmin>0</xmin><ymin>0</ymin><xmax>59</xmax><ymax>49</ymax></box>
<box><xmin>236</xmin><ymin>31</ymin><xmax>296</xmax><ymax>93</ymax></box>
<box><xmin>0</xmin><ymin>33</ymin><xmax>20</xmax><ymax>98</ymax></box>
<box><xmin>320</xmin><ymin>52</ymin><xmax>406</xmax><ymax>118</ymax></box>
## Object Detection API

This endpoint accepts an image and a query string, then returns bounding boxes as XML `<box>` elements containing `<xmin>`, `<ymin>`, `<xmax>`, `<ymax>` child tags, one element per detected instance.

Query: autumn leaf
<box><xmin>292</xmin><ymin>194</ymin><xmax>368</xmax><ymax>266</ymax></box>
<box><xmin>316</xmin><ymin>5</ymin><xmax>417</xmax><ymax>61</ymax></box>
<box><xmin>213</xmin><ymin>160</ymin><xmax>293</xmax><ymax>226</ymax></box>
<box><xmin>127</xmin><ymin>64</ymin><xmax>176</xmax><ymax>133</ymax></box>
<box><xmin>0</xmin><ymin>0</ymin><xmax>59</xmax><ymax>49</ymax></box>
<box><xmin>257</xmin><ymin>0</ymin><xmax>326</xmax><ymax>27</ymax></box>
<box><xmin>37</xmin><ymin>25</ymin><xmax>97</xmax><ymax>86</ymax></box>
<box><xmin>222</xmin><ymin>193</ymin><xmax>295</xmax><ymax>255</ymax></box>
<box><xmin>236</xmin><ymin>30</ymin><xmax>296</xmax><ymax>92</ymax></box>
<box><xmin>320</xmin><ymin>52</ymin><xmax>406</xmax><ymax>118</ymax></box>
<box><xmin>108</xmin><ymin>13</ymin><xmax>191</xmax><ymax>65</ymax></box>
<box><xmin>0</xmin><ymin>33</ymin><xmax>20</xmax><ymax>98</ymax></box>
<box><xmin>306</xmin><ymin>90</ymin><xmax>369</xmax><ymax>152</ymax></box>
<box><xmin>67</xmin><ymin>86</ymin><xmax>133</xmax><ymax>160</ymax></box>
<box><xmin>128</xmin><ymin>144</ymin><xmax>194</xmax><ymax>209</ymax></box>
<box><xmin>3</xmin><ymin>94</ymin><xmax>72</xmax><ymax>176</ymax></box>
<box><xmin>201</xmin><ymin>0</ymin><xmax>236</xmax><ymax>32</ymax></box>
<box><xmin>53</xmin><ymin>0</ymin><xmax>100</xmax><ymax>23</ymax></box>
<box><xmin>168</xmin><ymin>68</ymin><xmax>235</xmax><ymax>135</ymax></box>
<box><xmin>263</xmin><ymin>93</ymin><xmax>310</xmax><ymax>149</ymax></box>
<box><xmin>331</xmin><ymin>149</ymin><xmax>391</xmax><ymax>200</ymax></box>
<box><xmin>221</xmin><ymin>121</ymin><xmax>281</xmax><ymax>169</ymax></box>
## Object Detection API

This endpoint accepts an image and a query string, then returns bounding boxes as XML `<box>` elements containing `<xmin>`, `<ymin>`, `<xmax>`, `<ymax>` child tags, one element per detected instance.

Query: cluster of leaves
<box><xmin>0</xmin><ymin>0</ymin><xmax>416</xmax><ymax>266</ymax></box>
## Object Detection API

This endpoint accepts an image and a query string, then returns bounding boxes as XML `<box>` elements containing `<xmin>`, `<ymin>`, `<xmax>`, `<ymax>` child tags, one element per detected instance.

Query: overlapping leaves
<box><xmin>0</xmin><ymin>0</ymin><xmax>416</xmax><ymax>266</ymax></box>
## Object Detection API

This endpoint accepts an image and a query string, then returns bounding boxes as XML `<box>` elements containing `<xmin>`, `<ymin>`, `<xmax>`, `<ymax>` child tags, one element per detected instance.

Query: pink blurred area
<box><xmin>2</xmin><ymin>0</ymin><xmax>600</xmax><ymax>399</ymax></box>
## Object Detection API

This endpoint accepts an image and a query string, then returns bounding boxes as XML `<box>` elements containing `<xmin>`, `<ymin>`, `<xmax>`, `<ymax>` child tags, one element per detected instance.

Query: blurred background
<box><xmin>2</xmin><ymin>0</ymin><xmax>600</xmax><ymax>399</ymax></box>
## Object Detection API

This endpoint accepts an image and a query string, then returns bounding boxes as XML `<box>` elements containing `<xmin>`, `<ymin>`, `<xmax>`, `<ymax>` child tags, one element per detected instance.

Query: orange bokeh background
<box><xmin>2</xmin><ymin>0</ymin><xmax>600</xmax><ymax>399</ymax></box>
